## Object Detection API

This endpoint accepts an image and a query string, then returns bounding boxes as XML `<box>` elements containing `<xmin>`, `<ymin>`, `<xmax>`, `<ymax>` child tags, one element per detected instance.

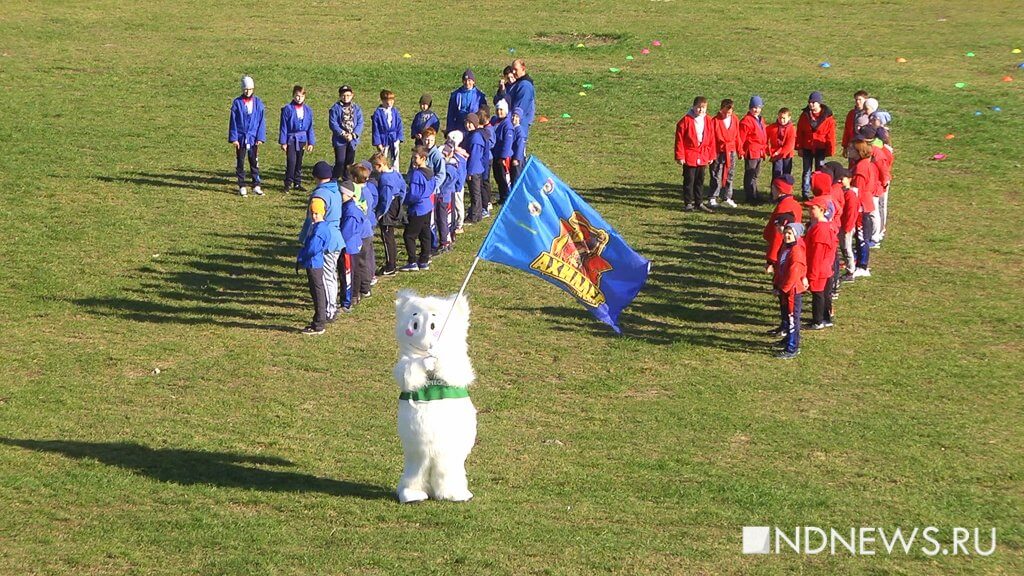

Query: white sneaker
<box><xmin>853</xmin><ymin>268</ymin><xmax>871</xmax><ymax>278</ymax></box>
<box><xmin>253</xmin><ymin>185</ymin><xmax>264</xmax><ymax>196</ymax></box>
<box><xmin>724</xmin><ymin>199</ymin><xmax>738</xmax><ymax>208</ymax></box>
<box><xmin>239</xmin><ymin>186</ymin><xmax>248</xmax><ymax>197</ymax></box>
<box><xmin>708</xmin><ymin>198</ymin><xmax>718</xmax><ymax>207</ymax></box>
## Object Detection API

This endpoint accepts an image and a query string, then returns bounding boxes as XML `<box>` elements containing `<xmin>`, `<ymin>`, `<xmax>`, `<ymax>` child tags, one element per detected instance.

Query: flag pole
<box><xmin>435</xmin><ymin>156</ymin><xmax>536</xmax><ymax>343</ymax></box>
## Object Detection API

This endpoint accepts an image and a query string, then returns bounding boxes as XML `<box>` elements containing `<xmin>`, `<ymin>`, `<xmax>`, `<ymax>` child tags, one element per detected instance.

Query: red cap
<box><xmin>803</xmin><ymin>196</ymin><xmax>830</xmax><ymax>209</ymax></box>
<box><xmin>772</xmin><ymin>177</ymin><xmax>793</xmax><ymax>194</ymax></box>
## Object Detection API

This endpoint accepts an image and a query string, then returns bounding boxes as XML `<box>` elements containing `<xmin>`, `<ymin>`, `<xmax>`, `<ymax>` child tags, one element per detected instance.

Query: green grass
<box><xmin>0</xmin><ymin>1</ymin><xmax>1022</xmax><ymax>574</ymax></box>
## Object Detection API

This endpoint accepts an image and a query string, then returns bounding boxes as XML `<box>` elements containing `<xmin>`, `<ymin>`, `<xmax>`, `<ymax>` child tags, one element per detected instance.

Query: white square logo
<box><xmin>743</xmin><ymin>526</ymin><xmax>771</xmax><ymax>554</ymax></box>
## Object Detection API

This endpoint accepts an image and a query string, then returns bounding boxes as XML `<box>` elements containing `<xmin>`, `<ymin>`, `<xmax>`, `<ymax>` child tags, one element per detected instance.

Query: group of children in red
<box><xmin>756</xmin><ymin>90</ymin><xmax>895</xmax><ymax>359</ymax></box>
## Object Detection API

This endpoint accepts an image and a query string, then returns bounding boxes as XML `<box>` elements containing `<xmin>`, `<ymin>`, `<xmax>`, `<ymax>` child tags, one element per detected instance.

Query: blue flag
<box><xmin>478</xmin><ymin>156</ymin><xmax>650</xmax><ymax>333</ymax></box>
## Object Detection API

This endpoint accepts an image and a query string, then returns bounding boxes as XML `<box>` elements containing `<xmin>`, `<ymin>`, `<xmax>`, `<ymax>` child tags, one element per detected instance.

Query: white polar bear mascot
<box><xmin>393</xmin><ymin>289</ymin><xmax>477</xmax><ymax>503</ymax></box>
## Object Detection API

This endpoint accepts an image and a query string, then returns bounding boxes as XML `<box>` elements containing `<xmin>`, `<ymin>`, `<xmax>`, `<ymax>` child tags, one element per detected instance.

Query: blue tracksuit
<box><xmin>405</xmin><ymin>167</ymin><xmax>435</xmax><ymax>218</ymax></box>
<box><xmin>328</xmin><ymin>101</ymin><xmax>364</xmax><ymax>147</ymax></box>
<box><xmin>229</xmin><ymin>96</ymin><xmax>266</xmax><ymax>145</ymax></box>
<box><xmin>446</xmin><ymin>86</ymin><xmax>487</xmax><ymax>133</ymax></box>
<box><xmin>298</xmin><ymin>181</ymin><xmax>343</xmax><ymax>253</ymax></box>
<box><xmin>466</xmin><ymin>129</ymin><xmax>487</xmax><ymax>176</ymax></box>
<box><xmin>279</xmin><ymin>103</ymin><xmax>315</xmax><ymax>146</ymax></box>
<box><xmin>410</xmin><ymin>110</ymin><xmax>440</xmax><ymax>142</ymax></box>
<box><xmin>507</xmin><ymin>75</ymin><xmax>536</xmax><ymax>138</ymax></box>
<box><xmin>511</xmin><ymin>124</ymin><xmax>526</xmax><ymax>163</ymax></box>
<box><xmin>492</xmin><ymin>116</ymin><xmax>514</xmax><ymax>159</ymax></box>
<box><xmin>376</xmin><ymin>170</ymin><xmax>408</xmax><ymax>223</ymax></box>
<box><xmin>340</xmin><ymin>199</ymin><xmax>364</xmax><ymax>255</ymax></box>
<box><xmin>371</xmin><ymin>106</ymin><xmax>403</xmax><ymax>147</ymax></box>
<box><xmin>297</xmin><ymin>221</ymin><xmax>330</xmax><ymax>269</ymax></box>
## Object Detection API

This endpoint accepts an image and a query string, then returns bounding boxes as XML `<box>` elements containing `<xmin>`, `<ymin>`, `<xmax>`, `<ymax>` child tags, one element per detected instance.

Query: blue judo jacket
<box><xmin>376</xmin><ymin>170</ymin><xmax>408</xmax><ymax>225</ymax></box>
<box><xmin>446</xmin><ymin>86</ymin><xmax>486</xmax><ymax>133</ymax></box>
<box><xmin>371</xmin><ymin>106</ymin><xmax>403</xmax><ymax>147</ymax></box>
<box><xmin>492</xmin><ymin>116</ymin><xmax>513</xmax><ymax>159</ymax></box>
<box><xmin>228</xmin><ymin>95</ymin><xmax>266</xmax><ymax>146</ymax></box>
<box><xmin>340</xmin><ymin>199</ymin><xmax>364</xmax><ymax>254</ymax></box>
<box><xmin>410</xmin><ymin>110</ymin><xmax>440</xmax><ymax>141</ymax></box>
<box><xmin>279</xmin><ymin>102</ymin><xmax>315</xmax><ymax>146</ymax></box>
<box><xmin>465</xmin><ymin>129</ymin><xmax>487</xmax><ymax>176</ymax></box>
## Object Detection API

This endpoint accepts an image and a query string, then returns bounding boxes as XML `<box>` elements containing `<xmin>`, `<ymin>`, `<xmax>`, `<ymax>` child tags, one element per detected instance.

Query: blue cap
<box><xmin>808</xmin><ymin>91</ymin><xmax>824</xmax><ymax>104</ymax></box>
<box><xmin>312</xmin><ymin>161</ymin><xmax>333</xmax><ymax>180</ymax></box>
<box><xmin>463</xmin><ymin>68</ymin><xmax>475</xmax><ymax>81</ymax></box>
<box><xmin>749</xmin><ymin>95</ymin><xmax>764</xmax><ymax>108</ymax></box>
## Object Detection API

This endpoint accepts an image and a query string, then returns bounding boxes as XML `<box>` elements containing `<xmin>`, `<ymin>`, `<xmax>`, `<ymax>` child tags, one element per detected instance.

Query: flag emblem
<box><xmin>529</xmin><ymin>212</ymin><xmax>613</xmax><ymax>306</ymax></box>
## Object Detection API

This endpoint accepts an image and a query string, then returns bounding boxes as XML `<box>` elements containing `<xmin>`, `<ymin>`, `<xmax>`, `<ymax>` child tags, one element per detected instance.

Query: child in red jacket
<box><xmin>796</xmin><ymin>91</ymin><xmax>837</xmax><ymax>200</ymax></box>
<box><xmin>674</xmin><ymin>96</ymin><xmax>716</xmax><ymax>212</ymax></box>
<box><xmin>804</xmin><ymin>196</ymin><xmax>838</xmax><ymax>329</ymax></box>
<box><xmin>773</xmin><ymin>222</ymin><xmax>808</xmax><ymax>359</ymax></box>
<box><xmin>767</xmin><ymin>107</ymin><xmax>796</xmax><ymax>178</ymax></box>
<box><xmin>763</xmin><ymin>175</ymin><xmax>802</xmax><ymax>274</ymax></box>
<box><xmin>739</xmin><ymin>95</ymin><xmax>768</xmax><ymax>205</ymax></box>
<box><xmin>850</xmin><ymin>139</ymin><xmax>878</xmax><ymax>278</ymax></box>
<box><xmin>871</xmin><ymin>138</ymin><xmax>894</xmax><ymax>244</ymax></box>
<box><xmin>709</xmin><ymin>99</ymin><xmax>740</xmax><ymax>208</ymax></box>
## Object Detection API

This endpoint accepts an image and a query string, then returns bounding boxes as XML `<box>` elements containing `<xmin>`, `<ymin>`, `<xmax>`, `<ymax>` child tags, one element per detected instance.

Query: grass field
<box><xmin>1</xmin><ymin>1</ymin><xmax>1022</xmax><ymax>574</ymax></box>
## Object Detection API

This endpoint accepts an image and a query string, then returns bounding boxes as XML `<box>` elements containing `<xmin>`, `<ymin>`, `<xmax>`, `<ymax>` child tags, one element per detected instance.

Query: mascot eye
<box><xmin>413</xmin><ymin>322</ymin><xmax>419</xmax><ymax>330</ymax></box>
<box><xmin>430</xmin><ymin>322</ymin><xmax>436</xmax><ymax>330</ymax></box>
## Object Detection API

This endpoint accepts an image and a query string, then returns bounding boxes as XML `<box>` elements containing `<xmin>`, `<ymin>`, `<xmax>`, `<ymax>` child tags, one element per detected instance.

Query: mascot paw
<box><xmin>436</xmin><ymin>489</ymin><xmax>473</xmax><ymax>502</ymax></box>
<box><xmin>397</xmin><ymin>488</ymin><xmax>430</xmax><ymax>504</ymax></box>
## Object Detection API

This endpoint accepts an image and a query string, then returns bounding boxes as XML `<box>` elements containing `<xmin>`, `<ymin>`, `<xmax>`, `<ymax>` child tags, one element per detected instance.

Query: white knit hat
<box><xmin>447</xmin><ymin>130</ymin><xmax>464</xmax><ymax>146</ymax></box>
<box><xmin>496</xmin><ymin>99</ymin><xmax>509</xmax><ymax>113</ymax></box>
<box><xmin>241</xmin><ymin>76</ymin><xmax>255</xmax><ymax>90</ymax></box>
<box><xmin>864</xmin><ymin>97</ymin><xmax>879</xmax><ymax>113</ymax></box>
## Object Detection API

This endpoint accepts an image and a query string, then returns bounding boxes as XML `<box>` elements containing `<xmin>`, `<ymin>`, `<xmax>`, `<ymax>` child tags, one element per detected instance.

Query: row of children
<box><xmin>228</xmin><ymin>66</ymin><xmax>536</xmax><ymax>198</ymax></box>
<box><xmin>762</xmin><ymin>108</ymin><xmax>895</xmax><ymax>358</ymax></box>
<box><xmin>293</xmin><ymin>103</ymin><xmax>528</xmax><ymax>334</ymax></box>
<box><xmin>673</xmin><ymin>90</ymin><xmax>892</xmax><ymax>213</ymax></box>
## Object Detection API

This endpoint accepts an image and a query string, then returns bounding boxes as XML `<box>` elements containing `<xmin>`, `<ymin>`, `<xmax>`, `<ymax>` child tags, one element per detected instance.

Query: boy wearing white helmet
<box><xmin>228</xmin><ymin>76</ymin><xmax>266</xmax><ymax>196</ymax></box>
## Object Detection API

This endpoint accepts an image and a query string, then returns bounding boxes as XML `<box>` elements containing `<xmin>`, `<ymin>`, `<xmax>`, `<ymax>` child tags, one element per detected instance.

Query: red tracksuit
<box><xmin>796</xmin><ymin>107</ymin><xmax>837</xmax><ymax>156</ymax></box>
<box><xmin>767</xmin><ymin>122</ymin><xmax>796</xmax><ymax>160</ymax></box>
<box><xmin>853</xmin><ymin>157</ymin><xmax>880</xmax><ymax>212</ymax></box>
<box><xmin>739</xmin><ymin>113</ymin><xmax>768</xmax><ymax>159</ymax></box>
<box><xmin>763</xmin><ymin>195</ymin><xmax>803</xmax><ymax>264</ymax></box>
<box><xmin>805</xmin><ymin>220</ymin><xmax>837</xmax><ymax>292</ymax></box>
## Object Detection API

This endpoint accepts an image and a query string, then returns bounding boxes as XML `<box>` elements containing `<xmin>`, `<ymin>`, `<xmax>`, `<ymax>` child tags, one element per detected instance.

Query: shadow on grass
<box><xmin>73</xmin><ymin>228</ymin><xmax>306</xmax><ymax>332</ymax></box>
<box><xmin>1</xmin><ymin>438</ymin><xmax>391</xmax><ymax>500</ymax></box>
<box><xmin>511</xmin><ymin>181</ymin><xmax>777</xmax><ymax>350</ymax></box>
<box><xmin>93</xmin><ymin>167</ymin><xmax>297</xmax><ymax>195</ymax></box>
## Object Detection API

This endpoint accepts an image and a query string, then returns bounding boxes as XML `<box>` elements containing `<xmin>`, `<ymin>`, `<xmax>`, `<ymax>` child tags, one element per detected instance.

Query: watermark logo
<box><xmin>742</xmin><ymin>526</ymin><xmax>997</xmax><ymax>557</ymax></box>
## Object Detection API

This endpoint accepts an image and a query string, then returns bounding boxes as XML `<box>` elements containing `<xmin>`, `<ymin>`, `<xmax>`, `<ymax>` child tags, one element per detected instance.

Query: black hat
<box><xmin>419</xmin><ymin>93</ymin><xmax>432</xmax><ymax>106</ymax></box>
<box><xmin>312</xmin><ymin>161</ymin><xmax>333</xmax><ymax>179</ymax></box>
<box><xmin>339</xmin><ymin>85</ymin><xmax>353</xmax><ymax>94</ymax></box>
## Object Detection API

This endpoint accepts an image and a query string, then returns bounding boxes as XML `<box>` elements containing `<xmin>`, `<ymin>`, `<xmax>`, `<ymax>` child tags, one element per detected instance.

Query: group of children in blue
<box><xmin>229</xmin><ymin>64</ymin><xmax>537</xmax><ymax>334</ymax></box>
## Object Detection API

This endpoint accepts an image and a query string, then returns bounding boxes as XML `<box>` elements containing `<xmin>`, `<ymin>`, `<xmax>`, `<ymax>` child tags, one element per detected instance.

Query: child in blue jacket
<box><xmin>279</xmin><ymin>85</ymin><xmax>315</xmax><ymax>192</ymax></box>
<box><xmin>348</xmin><ymin>163</ymin><xmax>376</xmax><ymax>298</ymax></box>
<box><xmin>339</xmin><ymin>183</ymin><xmax>366</xmax><ymax>311</ymax></box>
<box><xmin>491</xmin><ymin>100</ymin><xmax>514</xmax><ymax>203</ymax></box>
<box><xmin>400</xmin><ymin>147</ymin><xmax>436</xmax><ymax>272</ymax></box>
<box><xmin>478</xmin><ymin>104</ymin><xmax>495</xmax><ymax>216</ymax></box>
<box><xmin>410</xmin><ymin>94</ymin><xmax>441</xmax><ymax>148</ymax></box>
<box><xmin>510</xmin><ymin>107</ymin><xmax>527</xmax><ymax>186</ymax></box>
<box><xmin>228</xmin><ymin>76</ymin><xmax>266</xmax><ymax>197</ymax></box>
<box><xmin>299</xmin><ymin>162</ymin><xmax>344</xmax><ymax>320</ymax></box>
<box><xmin>372</xmin><ymin>152</ymin><xmax>407</xmax><ymax>276</ymax></box>
<box><xmin>372</xmin><ymin>89</ymin><xmax>403</xmax><ymax>168</ymax></box>
<box><xmin>297</xmin><ymin>198</ymin><xmax>331</xmax><ymax>335</ymax></box>
<box><xmin>328</xmin><ymin>85</ymin><xmax>364</xmax><ymax>179</ymax></box>
<box><xmin>357</xmin><ymin>160</ymin><xmax>379</xmax><ymax>284</ymax></box>
<box><xmin>436</xmin><ymin>143</ymin><xmax>459</xmax><ymax>252</ymax></box>
<box><xmin>463</xmin><ymin>113</ymin><xmax>487</xmax><ymax>223</ymax></box>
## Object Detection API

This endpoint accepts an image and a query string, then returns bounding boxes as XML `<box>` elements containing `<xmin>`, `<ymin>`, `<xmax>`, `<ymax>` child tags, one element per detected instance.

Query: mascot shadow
<box><xmin>74</xmin><ymin>229</ymin><xmax>307</xmax><ymax>332</ymax></box>
<box><xmin>0</xmin><ymin>438</ymin><xmax>391</xmax><ymax>500</ymax></box>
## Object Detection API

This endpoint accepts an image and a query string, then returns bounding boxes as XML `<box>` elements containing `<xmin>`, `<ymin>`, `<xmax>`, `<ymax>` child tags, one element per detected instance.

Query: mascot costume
<box><xmin>393</xmin><ymin>290</ymin><xmax>477</xmax><ymax>503</ymax></box>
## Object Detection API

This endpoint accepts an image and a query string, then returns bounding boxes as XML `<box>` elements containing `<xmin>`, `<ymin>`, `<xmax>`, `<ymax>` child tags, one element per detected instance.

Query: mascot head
<box><xmin>395</xmin><ymin>290</ymin><xmax>470</xmax><ymax>357</ymax></box>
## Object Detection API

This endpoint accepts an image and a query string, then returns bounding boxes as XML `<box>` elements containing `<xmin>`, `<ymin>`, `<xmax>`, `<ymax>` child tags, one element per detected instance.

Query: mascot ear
<box><xmin>395</xmin><ymin>289</ymin><xmax>418</xmax><ymax>314</ymax></box>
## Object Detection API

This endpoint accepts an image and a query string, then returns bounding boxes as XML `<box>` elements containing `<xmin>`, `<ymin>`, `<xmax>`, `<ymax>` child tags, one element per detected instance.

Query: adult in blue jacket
<box><xmin>279</xmin><ymin>85</ymin><xmax>315</xmax><ymax>192</ymax></box>
<box><xmin>328</xmin><ymin>85</ymin><xmax>364</xmax><ymax>179</ymax></box>
<box><xmin>228</xmin><ymin>76</ymin><xmax>266</xmax><ymax>196</ymax></box>
<box><xmin>299</xmin><ymin>162</ymin><xmax>343</xmax><ymax>319</ymax></box>
<box><xmin>507</xmin><ymin>59</ymin><xmax>536</xmax><ymax>141</ymax></box>
<box><xmin>446</xmin><ymin>69</ymin><xmax>487</xmax><ymax>134</ymax></box>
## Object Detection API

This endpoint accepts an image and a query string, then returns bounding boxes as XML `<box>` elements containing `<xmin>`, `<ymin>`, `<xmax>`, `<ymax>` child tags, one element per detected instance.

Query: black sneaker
<box><xmin>301</xmin><ymin>325</ymin><xmax>325</xmax><ymax>335</ymax></box>
<box><xmin>808</xmin><ymin>323</ymin><xmax>827</xmax><ymax>330</ymax></box>
<box><xmin>683</xmin><ymin>204</ymin><xmax>695</xmax><ymax>212</ymax></box>
<box><xmin>398</xmin><ymin>263</ymin><xmax>420</xmax><ymax>272</ymax></box>
<box><xmin>294</xmin><ymin>184</ymin><xmax>308</xmax><ymax>192</ymax></box>
<box><xmin>765</xmin><ymin>327</ymin><xmax>785</xmax><ymax>336</ymax></box>
<box><xmin>776</xmin><ymin>350</ymin><xmax>799</xmax><ymax>360</ymax></box>
<box><xmin>360</xmin><ymin>291</ymin><xmax>372</xmax><ymax>299</ymax></box>
<box><xmin>698</xmin><ymin>203</ymin><xmax>715</xmax><ymax>213</ymax></box>
<box><xmin>380</xmin><ymin>268</ymin><xmax>397</xmax><ymax>277</ymax></box>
